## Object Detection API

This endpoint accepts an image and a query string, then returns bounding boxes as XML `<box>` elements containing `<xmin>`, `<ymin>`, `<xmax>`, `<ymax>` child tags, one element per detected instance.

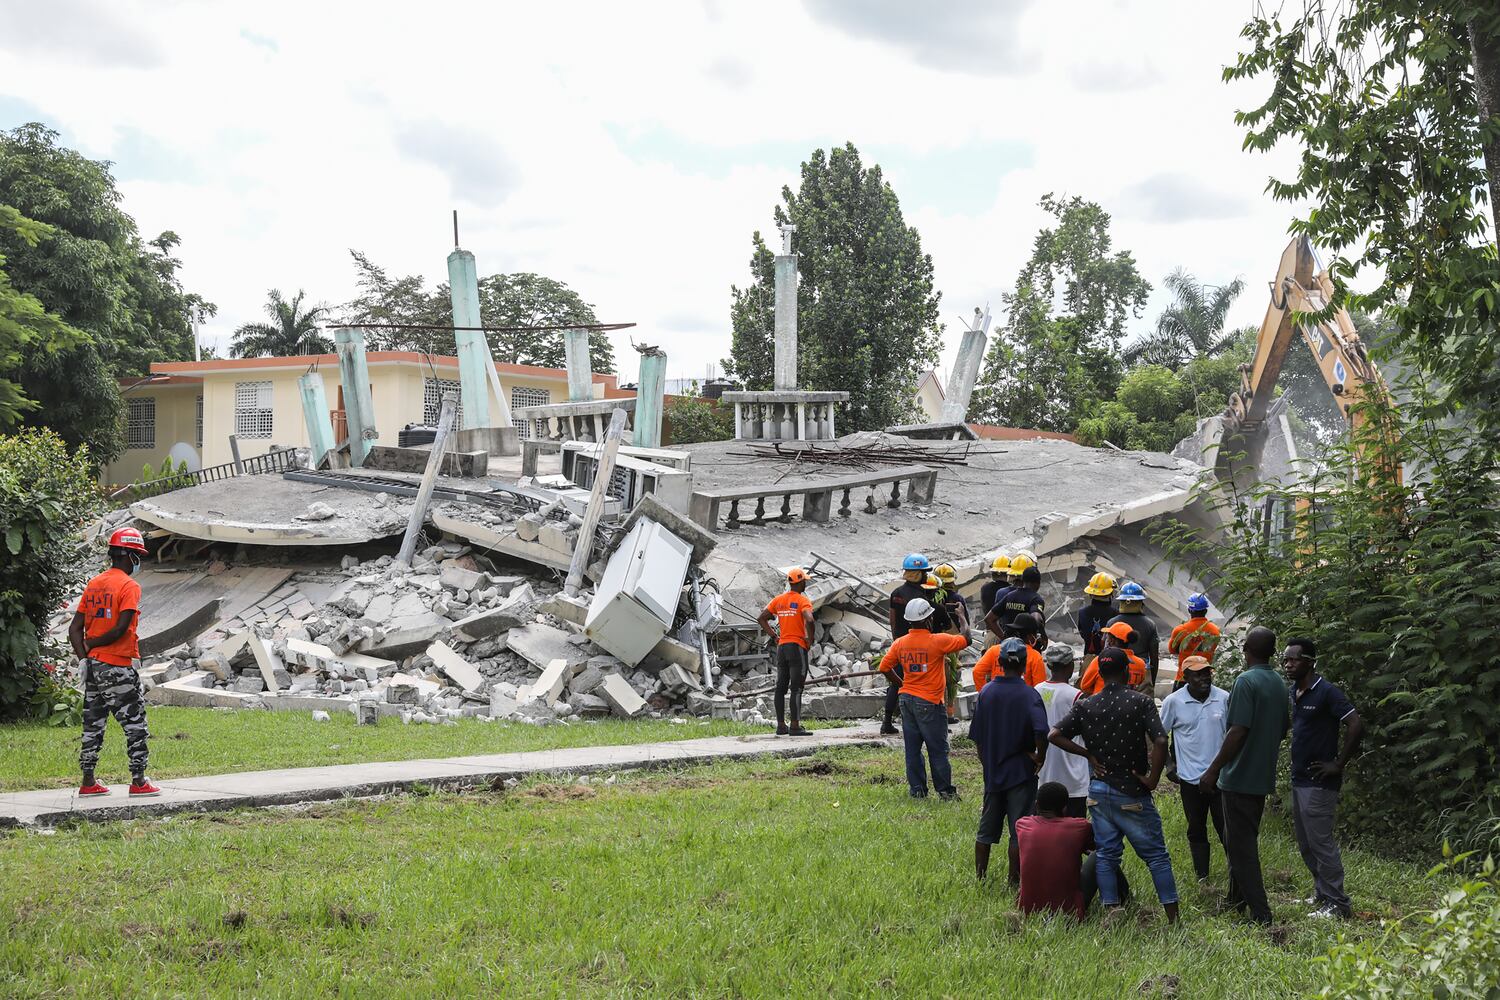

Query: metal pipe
<box><xmin>396</xmin><ymin>391</ymin><xmax>458</xmax><ymax>567</ymax></box>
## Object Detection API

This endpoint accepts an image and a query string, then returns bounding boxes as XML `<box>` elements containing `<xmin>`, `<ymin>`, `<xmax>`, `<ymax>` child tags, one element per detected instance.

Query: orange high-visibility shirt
<box><xmin>1168</xmin><ymin>617</ymin><xmax>1222</xmax><ymax>680</ymax></box>
<box><xmin>974</xmin><ymin>644</ymin><xmax>1047</xmax><ymax>691</ymax></box>
<box><xmin>1078</xmin><ymin>650</ymin><xmax>1147</xmax><ymax>695</ymax></box>
<box><xmin>880</xmin><ymin>629</ymin><xmax>969</xmax><ymax>705</ymax></box>
<box><xmin>78</xmin><ymin>567</ymin><xmax>142</xmax><ymax>666</ymax></box>
<box><xmin>764</xmin><ymin>591</ymin><xmax>812</xmax><ymax>649</ymax></box>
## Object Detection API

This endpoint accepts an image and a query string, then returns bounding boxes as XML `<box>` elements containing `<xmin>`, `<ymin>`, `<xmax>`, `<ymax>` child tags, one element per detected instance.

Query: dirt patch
<box><xmin>324</xmin><ymin>905</ymin><xmax>376</xmax><ymax>929</ymax></box>
<box><xmin>522</xmin><ymin>783</ymin><xmax>598</xmax><ymax>803</ymax></box>
<box><xmin>221</xmin><ymin>910</ymin><xmax>247</xmax><ymax>930</ymax></box>
<box><xmin>1137</xmin><ymin>973</ymin><xmax>1180</xmax><ymax>997</ymax></box>
<box><xmin>120</xmin><ymin>922</ymin><xmax>162</xmax><ymax>939</ymax></box>
<box><xmin>789</xmin><ymin>758</ymin><xmax>850</xmax><ymax>777</ymax></box>
<box><xmin>172</xmin><ymin>731</ymin><xmax>190</xmax><ymax>740</ymax></box>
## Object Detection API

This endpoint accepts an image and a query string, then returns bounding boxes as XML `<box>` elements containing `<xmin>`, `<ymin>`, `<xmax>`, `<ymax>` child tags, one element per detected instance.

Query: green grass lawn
<box><xmin>0</xmin><ymin>744</ymin><xmax>1433</xmax><ymax>998</ymax></box>
<box><xmin>0</xmin><ymin>707</ymin><xmax>796</xmax><ymax>791</ymax></box>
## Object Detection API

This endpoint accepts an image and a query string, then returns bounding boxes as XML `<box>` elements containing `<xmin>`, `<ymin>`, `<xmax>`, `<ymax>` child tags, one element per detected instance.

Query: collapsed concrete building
<box><xmin>61</xmin><ymin>235</ymin><xmax>1229</xmax><ymax>729</ymax></box>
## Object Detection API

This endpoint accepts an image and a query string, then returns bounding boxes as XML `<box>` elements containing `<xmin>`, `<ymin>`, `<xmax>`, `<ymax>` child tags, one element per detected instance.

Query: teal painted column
<box><xmin>634</xmin><ymin>347</ymin><xmax>667</xmax><ymax>448</ymax></box>
<box><xmin>298</xmin><ymin>371</ymin><xmax>336</xmax><ymax>464</ymax></box>
<box><xmin>335</xmin><ymin>327</ymin><xmax>378</xmax><ymax>467</ymax></box>
<box><xmin>447</xmin><ymin>248</ymin><xmax>492</xmax><ymax>429</ymax></box>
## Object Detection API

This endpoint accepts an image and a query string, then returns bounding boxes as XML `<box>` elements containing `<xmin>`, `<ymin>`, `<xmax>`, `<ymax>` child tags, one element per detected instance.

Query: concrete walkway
<box><xmin>0</xmin><ymin>723</ymin><xmax>888</xmax><ymax>829</ymax></box>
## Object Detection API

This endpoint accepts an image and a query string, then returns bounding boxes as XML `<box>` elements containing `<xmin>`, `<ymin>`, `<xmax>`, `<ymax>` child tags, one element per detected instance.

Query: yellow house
<box><xmin>105</xmin><ymin>352</ymin><xmax>630</xmax><ymax>486</ymax></box>
<box><xmin>914</xmin><ymin>369</ymin><xmax>945</xmax><ymax>422</ymax></box>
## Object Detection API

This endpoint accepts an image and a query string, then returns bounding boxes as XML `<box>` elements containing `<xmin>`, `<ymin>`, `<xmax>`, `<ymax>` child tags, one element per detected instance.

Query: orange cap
<box><xmin>1102</xmin><ymin>621</ymin><xmax>1136</xmax><ymax>642</ymax></box>
<box><xmin>786</xmin><ymin>567</ymin><xmax>808</xmax><ymax>584</ymax></box>
<box><xmin>1181</xmin><ymin>655</ymin><xmax>1211</xmax><ymax>672</ymax></box>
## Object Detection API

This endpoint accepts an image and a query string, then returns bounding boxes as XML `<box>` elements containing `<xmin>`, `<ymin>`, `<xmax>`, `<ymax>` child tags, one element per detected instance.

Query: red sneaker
<box><xmin>128</xmin><ymin>780</ymin><xmax>162</xmax><ymax>797</ymax></box>
<box><xmin>78</xmin><ymin>782</ymin><xmax>111</xmax><ymax>796</ymax></box>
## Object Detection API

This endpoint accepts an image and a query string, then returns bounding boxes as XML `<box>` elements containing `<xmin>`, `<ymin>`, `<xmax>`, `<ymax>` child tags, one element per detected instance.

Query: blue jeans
<box><xmin>1088</xmin><ymin>779</ymin><xmax>1179</xmax><ymax>907</ymax></box>
<box><xmin>900</xmin><ymin>694</ymin><xmax>954</xmax><ymax>798</ymax></box>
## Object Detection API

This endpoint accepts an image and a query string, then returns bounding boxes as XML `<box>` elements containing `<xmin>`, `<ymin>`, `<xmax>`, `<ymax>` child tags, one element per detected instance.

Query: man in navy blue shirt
<box><xmin>1284</xmin><ymin>637</ymin><xmax>1364</xmax><ymax>919</ymax></box>
<box><xmin>969</xmin><ymin>638</ymin><xmax>1047</xmax><ymax>885</ymax></box>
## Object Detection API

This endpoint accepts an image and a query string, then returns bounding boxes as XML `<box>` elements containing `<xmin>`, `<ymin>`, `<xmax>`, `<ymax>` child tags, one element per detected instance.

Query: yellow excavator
<box><xmin>1217</xmin><ymin>236</ymin><xmax>1392</xmax><ymax>484</ymax></box>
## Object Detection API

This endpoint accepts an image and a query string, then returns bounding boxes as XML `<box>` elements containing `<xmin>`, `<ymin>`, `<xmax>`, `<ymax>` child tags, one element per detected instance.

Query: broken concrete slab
<box><xmin>426</xmin><ymin>641</ymin><xmax>484</xmax><ymax>693</ymax></box>
<box><xmin>148</xmin><ymin>672</ymin><xmax>258</xmax><ymax>709</ymax></box>
<box><xmin>356</xmin><ymin>613</ymin><xmax>449</xmax><ymax>659</ymax></box>
<box><xmin>538</xmin><ymin>592</ymin><xmax>589</xmax><ymax>627</ymax></box>
<box><xmin>450</xmin><ymin>588</ymin><xmax>534</xmax><ymax>640</ymax></box>
<box><xmin>616</xmin><ymin>492</ymin><xmax>717</xmax><ymax>566</ymax></box>
<box><xmin>657</xmin><ymin>662</ymin><xmax>700</xmax><ymax>695</ymax></box>
<box><xmin>598</xmin><ymin>673</ymin><xmax>647</xmax><ymax>718</ymax></box>
<box><xmin>530</xmin><ymin>658</ymin><xmax>573</xmax><ymax>706</ymax></box>
<box><xmin>506</xmin><ymin>623</ymin><xmax>592</xmax><ymax>672</ymax></box>
<box><xmin>643</xmin><ymin>635</ymin><xmax>701</xmax><ymax>674</ymax></box>
<box><xmin>439</xmin><ymin>564</ymin><xmax>488</xmax><ymax>593</ymax></box>
<box><xmin>131</xmin><ymin>475</ymin><xmax>410</xmax><ymax>546</ymax></box>
<box><xmin>246</xmin><ymin>634</ymin><xmax>284</xmax><ymax>693</ymax></box>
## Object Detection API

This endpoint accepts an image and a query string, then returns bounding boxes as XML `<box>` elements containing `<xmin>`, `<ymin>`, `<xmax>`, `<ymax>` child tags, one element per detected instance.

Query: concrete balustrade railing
<box><xmin>688</xmin><ymin>463</ymin><xmax>938</xmax><ymax>531</ymax></box>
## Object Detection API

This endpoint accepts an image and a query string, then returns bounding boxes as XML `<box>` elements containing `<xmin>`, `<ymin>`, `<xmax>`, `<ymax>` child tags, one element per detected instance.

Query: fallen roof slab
<box><xmin>131</xmin><ymin>476</ymin><xmax>411</xmax><ymax>546</ymax></box>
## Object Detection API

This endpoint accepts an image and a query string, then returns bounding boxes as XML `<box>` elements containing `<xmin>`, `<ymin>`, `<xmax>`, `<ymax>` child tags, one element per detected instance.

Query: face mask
<box><xmin>127</xmin><ymin>553</ymin><xmax>141</xmax><ymax>575</ymax></box>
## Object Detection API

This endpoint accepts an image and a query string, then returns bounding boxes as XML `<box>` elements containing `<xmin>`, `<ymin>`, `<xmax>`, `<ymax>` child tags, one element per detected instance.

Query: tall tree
<box><xmin>0</xmin><ymin>123</ymin><xmax>214</xmax><ymax>377</ymax></box>
<box><xmin>0</xmin><ymin>206</ymin><xmax>86</xmax><ymax>429</ymax></box>
<box><xmin>972</xmin><ymin>195</ymin><xmax>1151</xmax><ymax>431</ymax></box>
<box><xmin>339</xmin><ymin>251</ymin><xmax>616</xmax><ymax>373</ymax></box>
<box><xmin>1229</xmin><ymin>4</ymin><xmax>1500</xmax><ymax>435</ymax></box>
<box><xmin>725</xmin><ymin>143</ymin><xmax>943</xmax><ymax>431</ymax></box>
<box><xmin>1124</xmin><ymin>269</ymin><xmax>1245</xmax><ymax>369</ymax></box>
<box><xmin>229</xmin><ymin>289</ymin><xmax>333</xmax><ymax>357</ymax></box>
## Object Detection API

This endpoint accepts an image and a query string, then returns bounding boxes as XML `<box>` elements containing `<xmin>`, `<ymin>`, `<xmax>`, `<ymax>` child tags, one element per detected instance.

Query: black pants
<box><xmin>1221</xmin><ymin>790</ymin><xmax>1272</xmax><ymax>924</ymax></box>
<box><xmin>883</xmin><ymin>666</ymin><xmax>904</xmax><ymax>726</ymax></box>
<box><xmin>1180</xmin><ymin>781</ymin><xmax>1226</xmax><ymax>880</ymax></box>
<box><xmin>774</xmin><ymin>643</ymin><xmax>808</xmax><ymax>727</ymax></box>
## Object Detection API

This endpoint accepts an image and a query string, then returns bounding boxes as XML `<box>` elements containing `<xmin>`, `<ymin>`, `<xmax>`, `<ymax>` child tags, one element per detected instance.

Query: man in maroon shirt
<box><xmin>1015</xmin><ymin>782</ymin><xmax>1130</xmax><ymax>919</ymax></box>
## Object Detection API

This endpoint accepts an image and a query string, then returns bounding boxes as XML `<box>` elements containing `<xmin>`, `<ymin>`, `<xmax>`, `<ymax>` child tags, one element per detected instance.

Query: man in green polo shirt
<box><xmin>1199</xmin><ymin>626</ymin><xmax>1288</xmax><ymax>925</ymax></box>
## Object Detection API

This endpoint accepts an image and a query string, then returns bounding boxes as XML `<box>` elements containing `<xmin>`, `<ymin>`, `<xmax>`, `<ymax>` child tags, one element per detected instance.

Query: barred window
<box><xmin>422</xmin><ymin>377</ymin><xmax>464</xmax><ymax>426</ymax></box>
<box><xmin>195</xmin><ymin>395</ymin><xmax>204</xmax><ymax>448</ymax></box>
<box><xmin>235</xmin><ymin>381</ymin><xmax>274</xmax><ymax>438</ymax></box>
<box><xmin>511</xmin><ymin>386</ymin><xmax>550</xmax><ymax>440</ymax></box>
<box><xmin>126</xmin><ymin>397</ymin><xmax>156</xmax><ymax>450</ymax></box>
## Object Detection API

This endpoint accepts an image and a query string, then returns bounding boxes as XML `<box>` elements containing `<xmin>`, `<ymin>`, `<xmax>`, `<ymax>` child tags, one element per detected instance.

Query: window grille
<box><xmin>126</xmin><ymin>397</ymin><xmax>156</xmax><ymax>450</ymax></box>
<box><xmin>234</xmin><ymin>381</ymin><xmax>274</xmax><ymax>438</ymax></box>
<box><xmin>422</xmin><ymin>377</ymin><xmax>464</xmax><ymax>426</ymax></box>
<box><xmin>511</xmin><ymin>386</ymin><xmax>550</xmax><ymax>440</ymax></box>
<box><xmin>195</xmin><ymin>395</ymin><xmax>204</xmax><ymax>448</ymax></box>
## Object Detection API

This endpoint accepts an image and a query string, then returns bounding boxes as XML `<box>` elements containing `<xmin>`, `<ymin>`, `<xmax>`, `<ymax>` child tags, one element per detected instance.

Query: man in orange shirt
<box><xmin>1168</xmin><ymin>593</ymin><xmax>1221</xmax><ymax>688</ymax></box>
<box><xmin>880</xmin><ymin>597</ymin><xmax>972</xmax><ymax>799</ymax></box>
<box><xmin>1078</xmin><ymin>621</ymin><xmax>1148</xmax><ymax>696</ymax></box>
<box><xmin>758</xmin><ymin>567</ymin><xmax>817</xmax><ymax>736</ymax></box>
<box><xmin>67</xmin><ymin>527</ymin><xmax>159</xmax><ymax>798</ymax></box>
<box><xmin>973</xmin><ymin>614</ymin><xmax>1047</xmax><ymax>691</ymax></box>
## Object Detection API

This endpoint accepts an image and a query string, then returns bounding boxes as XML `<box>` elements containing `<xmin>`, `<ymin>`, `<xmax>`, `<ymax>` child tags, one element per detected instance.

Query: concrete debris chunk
<box><xmin>356</xmin><ymin>612</ymin><xmax>448</xmax><ymax>659</ymax></box>
<box><xmin>451</xmin><ymin>587</ymin><xmax>534</xmax><ymax>641</ymax></box>
<box><xmin>246</xmin><ymin>634</ymin><xmax>285</xmax><ymax>693</ymax></box>
<box><xmin>657</xmin><ymin>662</ymin><xmax>700</xmax><ymax>695</ymax></box>
<box><xmin>425</xmin><ymin>641</ymin><xmax>484</xmax><ymax>693</ymax></box>
<box><xmin>571</xmin><ymin>692</ymin><xmax>610</xmax><ymax>716</ymax></box>
<box><xmin>296</xmin><ymin>502</ymin><xmax>338</xmax><ymax>521</ymax></box>
<box><xmin>598</xmin><ymin>673</ymin><xmax>647</xmax><ymax>718</ymax></box>
<box><xmin>506</xmin><ymin>623</ymin><xmax>592</xmax><ymax>672</ymax></box>
<box><xmin>439</xmin><ymin>564</ymin><xmax>488</xmax><ymax>593</ymax></box>
<box><xmin>311</xmin><ymin>710</ymin><xmax>331</xmax><ymax>722</ymax></box>
<box><xmin>531</xmin><ymin>658</ymin><xmax>573</xmax><ymax>706</ymax></box>
<box><xmin>197</xmin><ymin>651</ymin><xmax>231</xmax><ymax>682</ymax></box>
<box><xmin>489</xmin><ymin>689</ymin><xmax>518</xmax><ymax>719</ymax></box>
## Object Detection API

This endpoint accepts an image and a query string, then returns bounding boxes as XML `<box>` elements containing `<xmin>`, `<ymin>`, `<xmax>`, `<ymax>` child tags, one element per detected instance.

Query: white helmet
<box><xmin>903</xmin><ymin>597</ymin><xmax>935</xmax><ymax>623</ymax></box>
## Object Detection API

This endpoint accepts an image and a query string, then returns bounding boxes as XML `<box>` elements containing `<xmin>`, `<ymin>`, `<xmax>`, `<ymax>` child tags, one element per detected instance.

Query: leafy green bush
<box><xmin>1155</xmin><ymin>400</ymin><xmax>1500</xmax><ymax>858</ymax></box>
<box><xmin>134</xmin><ymin>456</ymin><xmax>192</xmax><ymax>498</ymax></box>
<box><xmin>0</xmin><ymin>428</ymin><xmax>99</xmax><ymax>718</ymax></box>
<box><xmin>1318</xmin><ymin>851</ymin><xmax>1499</xmax><ymax>999</ymax></box>
<box><xmin>665</xmin><ymin>389</ymin><xmax>733</xmax><ymax>445</ymax></box>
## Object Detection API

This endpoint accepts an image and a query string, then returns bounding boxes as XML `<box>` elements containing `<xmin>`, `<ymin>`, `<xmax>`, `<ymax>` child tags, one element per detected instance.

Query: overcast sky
<box><xmin>1</xmin><ymin>0</ymin><xmax>1308</xmax><ymax>385</ymax></box>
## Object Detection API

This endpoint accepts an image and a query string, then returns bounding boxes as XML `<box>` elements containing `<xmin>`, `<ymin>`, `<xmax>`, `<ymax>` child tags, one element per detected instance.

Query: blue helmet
<box><xmin>902</xmin><ymin>553</ymin><xmax>931</xmax><ymax>572</ymax></box>
<box><xmin>1187</xmin><ymin>593</ymin><xmax>1210</xmax><ymax>614</ymax></box>
<box><xmin>1119</xmin><ymin>581</ymin><xmax>1146</xmax><ymax>602</ymax></box>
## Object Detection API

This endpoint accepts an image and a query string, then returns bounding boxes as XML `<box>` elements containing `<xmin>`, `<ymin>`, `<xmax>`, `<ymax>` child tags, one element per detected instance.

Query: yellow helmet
<box><xmin>921</xmin><ymin>574</ymin><xmax>940</xmax><ymax>590</ymax></box>
<box><xmin>935</xmin><ymin>563</ymin><xmax>957</xmax><ymax>584</ymax></box>
<box><xmin>1009</xmin><ymin>553</ymin><xmax>1036</xmax><ymax>574</ymax></box>
<box><xmin>990</xmin><ymin>554</ymin><xmax>1011</xmax><ymax>574</ymax></box>
<box><xmin>1084</xmin><ymin>571</ymin><xmax>1117</xmax><ymax>597</ymax></box>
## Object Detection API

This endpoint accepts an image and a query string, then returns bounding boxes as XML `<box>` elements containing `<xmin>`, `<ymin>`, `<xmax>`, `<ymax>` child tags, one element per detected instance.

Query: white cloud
<box><xmin>0</xmin><ymin>0</ymin><xmax>1313</xmax><ymax>389</ymax></box>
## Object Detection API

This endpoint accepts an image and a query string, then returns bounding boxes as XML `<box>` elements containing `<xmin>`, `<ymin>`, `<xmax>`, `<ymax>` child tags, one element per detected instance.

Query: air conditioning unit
<box><xmin>562</xmin><ymin>442</ymin><xmax>694</xmax><ymax>513</ymax></box>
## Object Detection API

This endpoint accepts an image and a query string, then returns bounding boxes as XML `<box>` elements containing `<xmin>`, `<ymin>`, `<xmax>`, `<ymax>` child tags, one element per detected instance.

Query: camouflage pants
<box><xmin>79</xmin><ymin>661</ymin><xmax>149</xmax><ymax>776</ymax></box>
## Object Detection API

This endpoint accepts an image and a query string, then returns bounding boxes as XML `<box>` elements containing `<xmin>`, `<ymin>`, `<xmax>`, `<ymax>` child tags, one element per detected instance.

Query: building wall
<box><xmin>915</xmin><ymin>376</ymin><xmax>945</xmax><ymax>422</ymax></box>
<box><xmin>103</xmin><ymin>385</ymin><xmax>204</xmax><ymax>487</ymax></box>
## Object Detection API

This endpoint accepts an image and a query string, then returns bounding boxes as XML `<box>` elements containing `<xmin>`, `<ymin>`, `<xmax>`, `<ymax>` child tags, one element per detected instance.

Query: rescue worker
<box><xmin>1076</xmin><ymin>572</ymin><xmax>1118</xmax><ymax>659</ymax></box>
<box><xmin>978</xmin><ymin>555</ymin><xmax>1011</xmax><ymax>649</ymax></box>
<box><xmin>883</xmin><ymin>553</ymin><xmax>931</xmax><ymax>736</ymax></box>
<box><xmin>1108</xmin><ymin>582</ymin><xmax>1161</xmax><ymax>685</ymax></box>
<box><xmin>973</xmin><ymin>614</ymin><xmax>1047</xmax><ymax>691</ymax></box>
<box><xmin>1168</xmin><ymin>593</ymin><xmax>1222</xmax><ymax>689</ymax></box>
<box><xmin>879</xmin><ymin>596</ymin><xmax>972</xmax><ymax>799</ymax></box>
<box><xmin>1077</xmin><ymin>621</ymin><xmax>1148</xmax><ymax>696</ymax></box>
<box><xmin>934</xmin><ymin>563</ymin><xmax>969</xmax><ymax>725</ymax></box>
<box><xmin>986</xmin><ymin>560</ymin><xmax>1048</xmax><ymax>647</ymax></box>
<box><xmin>757</xmin><ymin>567</ymin><xmax>817</xmax><ymax>736</ymax></box>
<box><xmin>68</xmin><ymin>527</ymin><xmax>160</xmax><ymax>798</ymax></box>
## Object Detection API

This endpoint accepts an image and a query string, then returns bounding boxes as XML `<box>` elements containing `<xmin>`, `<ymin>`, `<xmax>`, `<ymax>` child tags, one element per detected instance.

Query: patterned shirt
<box><xmin>1054</xmin><ymin>684</ymin><xmax>1167</xmax><ymax>797</ymax></box>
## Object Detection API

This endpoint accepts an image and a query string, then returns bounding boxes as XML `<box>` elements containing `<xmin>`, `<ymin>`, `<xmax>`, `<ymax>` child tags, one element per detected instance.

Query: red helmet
<box><xmin>108</xmin><ymin>527</ymin><xmax>148</xmax><ymax>554</ymax></box>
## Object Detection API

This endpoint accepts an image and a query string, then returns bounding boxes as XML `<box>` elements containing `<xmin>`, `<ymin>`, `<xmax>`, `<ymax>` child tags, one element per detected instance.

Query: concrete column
<box><xmin>297</xmin><ymin>371</ymin><xmax>336</xmax><ymax>465</ymax></box>
<box><xmin>796</xmin><ymin>403</ymin><xmax>807</xmax><ymax>441</ymax></box>
<box><xmin>941</xmin><ymin>307</ymin><xmax>991</xmax><ymax>424</ymax></box>
<box><xmin>779</xmin><ymin>403</ymin><xmax>795</xmax><ymax>441</ymax></box>
<box><xmin>634</xmin><ymin>347</ymin><xmax>667</xmax><ymax>449</ymax></box>
<box><xmin>564</xmin><ymin>329</ymin><xmax>593</xmax><ymax>401</ymax></box>
<box><xmin>733</xmin><ymin>403</ymin><xmax>744</xmax><ymax>440</ymax></box>
<box><xmin>335</xmin><ymin>328</ymin><xmax>378</xmax><ymax>468</ymax></box>
<box><xmin>773</xmin><ymin>223</ymin><xmax>798</xmax><ymax>392</ymax></box>
<box><xmin>447</xmin><ymin>249</ymin><xmax>492</xmax><ymax>429</ymax></box>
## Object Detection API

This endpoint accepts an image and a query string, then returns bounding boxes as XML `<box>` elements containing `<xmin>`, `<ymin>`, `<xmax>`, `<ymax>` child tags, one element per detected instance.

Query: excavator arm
<box><xmin>1219</xmin><ymin>236</ymin><xmax>1388</xmax><ymax>477</ymax></box>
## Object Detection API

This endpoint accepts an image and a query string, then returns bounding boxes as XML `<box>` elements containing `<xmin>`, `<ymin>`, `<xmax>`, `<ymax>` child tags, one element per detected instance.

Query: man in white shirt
<box><xmin>1035</xmin><ymin>643</ymin><xmax>1090</xmax><ymax>817</ymax></box>
<box><xmin>1160</xmin><ymin>655</ymin><xmax>1230</xmax><ymax>882</ymax></box>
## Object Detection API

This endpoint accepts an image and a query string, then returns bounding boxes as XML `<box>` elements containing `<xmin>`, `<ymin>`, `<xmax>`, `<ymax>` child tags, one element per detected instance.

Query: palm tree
<box><xmin>229</xmin><ymin>290</ymin><xmax>333</xmax><ymax>357</ymax></box>
<box><xmin>1125</xmin><ymin>269</ymin><xmax>1246</xmax><ymax>369</ymax></box>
